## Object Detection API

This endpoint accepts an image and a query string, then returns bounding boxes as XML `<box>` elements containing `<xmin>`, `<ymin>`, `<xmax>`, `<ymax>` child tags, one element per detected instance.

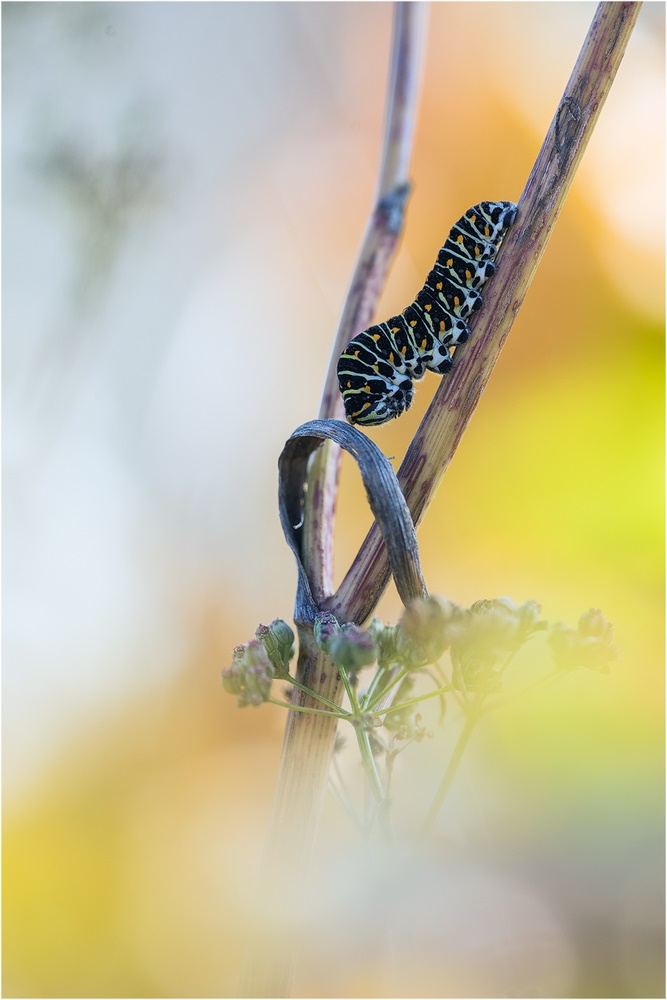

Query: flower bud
<box><xmin>578</xmin><ymin>608</ymin><xmax>614</xmax><ymax>642</ymax></box>
<box><xmin>314</xmin><ymin>612</ymin><xmax>341</xmax><ymax>650</ymax></box>
<box><xmin>239</xmin><ymin>640</ymin><xmax>275</xmax><ymax>706</ymax></box>
<box><xmin>398</xmin><ymin>596</ymin><xmax>464</xmax><ymax>666</ymax></box>
<box><xmin>517</xmin><ymin>599</ymin><xmax>547</xmax><ymax>639</ymax></box>
<box><xmin>369</xmin><ymin>617</ymin><xmax>400</xmax><ymax>669</ymax></box>
<box><xmin>221</xmin><ymin>639</ymin><xmax>275</xmax><ymax>708</ymax></box>
<box><xmin>221</xmin><ymin>661</ymin><xmax>244</xmax><ymax>696</ymax></box>
<box><xmin>327</xmin><ymin>624</ymin><xmax>377</xmax><ymax>673</ymax></box>
<box><xmin>314</xmin><ymin>614</ymin><xmax>377</xmax><ymax>672</ymax></box>
<box><xmin>255</xmin><ymin>618</ymin><xmax>295</xmax><ymax>676</ymax></box>
<box><xmin>549</xmin><ymin>611</ymin><xmax>618</xmax><ymax>672</ymax></box>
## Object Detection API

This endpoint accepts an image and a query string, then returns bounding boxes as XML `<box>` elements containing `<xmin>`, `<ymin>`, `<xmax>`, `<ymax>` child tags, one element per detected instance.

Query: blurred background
<box><xmin>3</xmin><ymin>3</ymin><xmax>663</xmax><ymax>997</ymax></box>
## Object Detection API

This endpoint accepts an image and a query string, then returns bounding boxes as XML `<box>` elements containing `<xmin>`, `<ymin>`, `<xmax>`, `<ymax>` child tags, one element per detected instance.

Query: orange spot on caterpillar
<box><xmin>372</xmin><ymin>333</ymin><xmax>380</xmax><ymax>341</ymax></box>
<box><xmin>424</xmin><ymin>303</ymin><xmax>431</xmax><ymax>311</ymax></box>
<box><xmin>409</xmin><ymin>320</ymin><xmax>417</xmax><ymax>327</ymax></box>
<box><xmin>436</xmin><ymin>282</ymin><xmax>443</xmax><ymax>290</ymax></box>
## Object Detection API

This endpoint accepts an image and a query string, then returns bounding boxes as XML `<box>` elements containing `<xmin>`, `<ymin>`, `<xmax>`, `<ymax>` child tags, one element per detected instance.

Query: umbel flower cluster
<box><xmin>222</xmin><ymin>619</ymin><xmax>295</xmax><ymax>708</ymax></box>
<box><xmin>222</xmin><ymin>597</ymin><xmax>618</xmax><ymax>828</ymax></box>
<box><xmin>222</xmin><ymin>596</ymin><xmax>618</xmax><ymax>717</ymax></box>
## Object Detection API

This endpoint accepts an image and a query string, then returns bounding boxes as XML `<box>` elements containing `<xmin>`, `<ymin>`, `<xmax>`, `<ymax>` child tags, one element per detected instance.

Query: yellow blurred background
<box><xmin>3</xmin><ymin>3</ymin><xmax>663</xmax><ymax>998</ymax></box>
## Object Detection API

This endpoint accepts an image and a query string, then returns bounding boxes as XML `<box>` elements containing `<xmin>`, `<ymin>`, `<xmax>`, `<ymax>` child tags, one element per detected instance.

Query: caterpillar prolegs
<box><xmin>337</xmin><ymin>200</ymin><xmax>517</xmax><ymax>426</ymax></box>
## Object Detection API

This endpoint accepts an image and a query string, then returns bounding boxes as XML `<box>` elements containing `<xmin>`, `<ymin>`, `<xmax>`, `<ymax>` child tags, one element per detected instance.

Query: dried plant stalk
<box><xmin>303</xmin><ymin>2</ymin><xmax>426</xmax><ymax>601</ymax></box>
<box><xmin>240</xmin><ymin>7</ymin><xmax>426</xmax><ymax>996</ymax></box>
<box><xmin>241</xmin><ymin>3</ymin><xmax>642</xmax><ymax>996</ymax></box>
<box><xmin>329</xmin><ymin>1</ymin><xmax>642</xmax><ymax>625</ymax></box>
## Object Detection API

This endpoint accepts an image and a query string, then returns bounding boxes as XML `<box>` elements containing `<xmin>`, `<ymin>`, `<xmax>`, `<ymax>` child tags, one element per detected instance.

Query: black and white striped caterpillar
<box><xmin>337</xmin><ymin>200</ymin><xmax>517</xmax><ymax>426</ymax></box>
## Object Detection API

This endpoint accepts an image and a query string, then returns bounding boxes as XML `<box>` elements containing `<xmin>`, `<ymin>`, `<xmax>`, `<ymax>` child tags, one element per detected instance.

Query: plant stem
<box><xmin>240</xmin><ymin>9</ymin><xmax>426</xmax><ymax>996</ymax></box>
<box><xmin>374</xmin><ymin>683</ymin><xmax>452</xmax><ymax>719</ymax></box>
<box><xmin>328</xmin><ymin>1</ymin><xmax>643</xmax><ymax>627</ymax></box>
<box><xmin>283</xmin><ymin>675</ymin><xmax>352</xmax><ymax>714</ymax></box>
<box><xmin>303</xmin><ymin>2</ymin><xmax>425</xmax><ymax>600</ymax></box>
<box><xmin>363</xmin><ymin>664</ymin><xmax>411</xmax><ymax>711</ymax></box>
<box><xmin>354</xmin><ymin>723</ymin><xmax>385</xmax><ymax>805</ymax></box>
<box><xmin>422</xmin><ymin>694</ymin><xmax>485</xmax><ymax>834</ymax></box>
<box><xmin>337</xmin><ymin>662</ymin><xmax>360</xmax><ymax>714</ymax></box>
<box><xmin>266</xmin><ymin>698</ymin><xmax>346</xmax><ymax>719</ymax></box>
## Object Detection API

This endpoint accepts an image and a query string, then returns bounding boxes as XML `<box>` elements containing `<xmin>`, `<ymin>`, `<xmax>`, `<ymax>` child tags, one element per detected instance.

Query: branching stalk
<box><xmin>329</xmin><ymin>1</ymin><xmax>642</xmax><ymax>626</ymax></box>
<box><xmin>241</xmin><ymin>4</ymin><xmax>641</xmax><ymax>995</ymax></box>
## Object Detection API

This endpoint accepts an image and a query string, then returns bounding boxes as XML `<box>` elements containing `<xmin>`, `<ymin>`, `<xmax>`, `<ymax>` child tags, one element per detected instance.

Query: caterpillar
<box><xmin>337</xmin><ymin>200</ymin><xmax>517</xmax><ymax>426</ymax></box>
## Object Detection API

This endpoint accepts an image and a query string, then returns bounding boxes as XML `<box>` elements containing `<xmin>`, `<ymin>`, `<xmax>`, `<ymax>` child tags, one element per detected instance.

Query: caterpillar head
<box><xmin>343</xmin><ymin>379</ymin><xmax>413</xmax><ymax>426</ymax></box>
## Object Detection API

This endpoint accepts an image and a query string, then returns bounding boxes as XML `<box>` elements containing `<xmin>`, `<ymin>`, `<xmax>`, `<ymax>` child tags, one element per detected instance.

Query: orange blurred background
<box><xmin>3</xmin><ymin>3</ymin><xmax>663</xmax><ymax>998</ymax></box>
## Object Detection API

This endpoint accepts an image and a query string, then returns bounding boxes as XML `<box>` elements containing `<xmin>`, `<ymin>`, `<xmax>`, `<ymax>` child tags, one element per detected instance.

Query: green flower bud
<box><xmin>314</xmin><ymin>614</ymin><xmax>377</xmax><ymax>672</ymax></box>
<box><xmin>221</xmin><ymin>639</ymin><xmax>275</xmax><ymax>708</ymax></box>
<box><xmin>314</xmin><ymin>612</ymin><xmax>341</xmax><ymax>650</ymax></box>
<box><xmin>369</xmin><ymin>617</ymin><xmax>400</xmax><ymax>669</ymax></box>
<box><xmin>452</xmin><ymin>645</ymin><xmax>503</xmax><ymax>692</ymax></box>
<box><xmin>239</xmin><ymin>640</ymin><xmax>275</xmax><ymax>706</ymax></box>
<box><xmin>517</xmin><ymin>599</ymin><xmax>547</xmax><ymax>640</ymax></box>
<box><xmin>255</xmin><ymin>618</ymin><xmax>295</xmax><ymax>676</ymax></box>
<box><xmin>578</xmin><ymin>608</ymin><xmax>614</xmax><ymax>642</ymax></box>
<box><xmin>221</xmin><ymin>661</ymin><xmax>244</xmax><ymax>695</ymax></box>
<box><xmin>549</xmin><ymin>612</ymin><xmax>618</xmax><ymax>672</ymax></box>
<box><xmin>455</xmin><ymin>597</ymin><xmax>547</xmax><ymax>684</ymax></box>
<box><xmin>451</xmin><ymin>598</ymin><xmax>537</xmax><ymax>691</ymax></box>
<box><xmin>327</xmin><ymin>624</ymin><xmax>377</xmax><ymax>673</ymax></box>
<box><xmin>398</xmin><ymin>596</ymin><xmax>465</xmax><ymax>667</ymax></box>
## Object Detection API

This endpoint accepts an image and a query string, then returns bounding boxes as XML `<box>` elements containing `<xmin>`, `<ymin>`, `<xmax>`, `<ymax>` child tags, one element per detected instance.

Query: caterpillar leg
<box><xmin>424</xmin><ymin>345</ymin><xmax>454</xmax><ymax>375</ymax></box>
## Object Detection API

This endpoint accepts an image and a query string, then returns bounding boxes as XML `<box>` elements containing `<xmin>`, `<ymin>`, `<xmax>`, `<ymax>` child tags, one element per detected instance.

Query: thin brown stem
<box><xmin>303</xmin><ymin>1</ymin><xmax>426</xmax><ymax>601</ymax></box>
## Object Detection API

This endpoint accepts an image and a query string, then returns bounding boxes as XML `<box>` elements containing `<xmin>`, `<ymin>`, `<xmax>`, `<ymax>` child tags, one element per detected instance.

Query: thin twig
<box><xmin>302</xmin><ymin>1</ymin><xmax>426</xmax><ymax>602</ymax></box>
<box><xmin>374</xmin><ymin>683</ymin><xmax>452</xmax><ymax>719</ymax></box>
